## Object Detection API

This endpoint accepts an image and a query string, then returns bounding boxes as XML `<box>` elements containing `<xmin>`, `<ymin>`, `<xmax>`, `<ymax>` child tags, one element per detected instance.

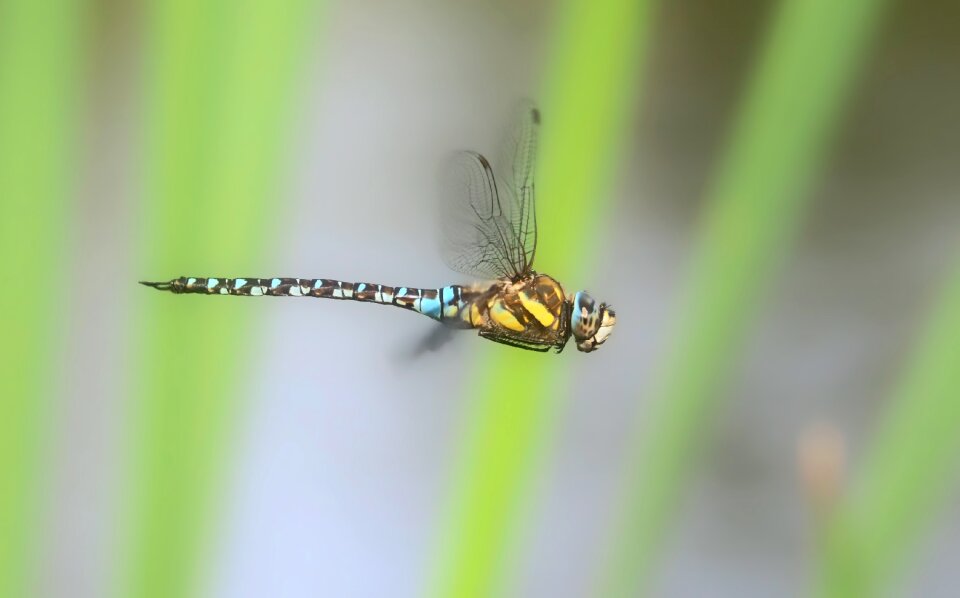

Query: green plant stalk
<box><xmin>429</xmin><ymin>1</ymin><xmax>654</xmax><ymax>597</ymax></box>
<box><xmin>124</xmin><ymin>2</ymin><xmax>317</xmax><ymax>597</ymax></box>
<box><xmin>600</xmin><ymin>0</ymin><xmax>889</xmax><ymax>595</ymax></box>
<box><xmin>0</xmin><ymin>2</ymin><xmax>82</xmax><ymax>597</ymax></box>
<box><xmin>818</xmin><ymin>259</ymin><xmax>960</xmax><ymax>597</ymax></box>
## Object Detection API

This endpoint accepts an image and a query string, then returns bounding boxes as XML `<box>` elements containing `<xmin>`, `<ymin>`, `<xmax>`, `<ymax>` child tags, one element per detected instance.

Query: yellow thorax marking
<box><xmin>519</xmin><ymin>291</ymin><xmax>555</xmax><ymax>327</ymax></box>
<box><xmin>490</xmin><ymin>299</ymin><xmax>525</xmax><ymax>332</ymax></box>
<box><xmin>460</xmin><ymin>302</ymin><xmax>483</xmax><ymax>327</ymax></box>
<box><xmin>469</xmin><ymin>303</ymin><xmax>483</xmax><ymax>327</ymax></box>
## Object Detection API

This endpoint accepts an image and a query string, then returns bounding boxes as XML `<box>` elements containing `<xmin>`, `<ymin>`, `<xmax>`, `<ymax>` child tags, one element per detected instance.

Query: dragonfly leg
<box><xmin>478</xmin><ymin>329</ymin><xmax>553</xmax><ymax>353</ymax></box>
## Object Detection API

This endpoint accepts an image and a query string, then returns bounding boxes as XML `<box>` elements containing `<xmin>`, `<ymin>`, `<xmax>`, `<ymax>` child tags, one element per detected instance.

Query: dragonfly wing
<box><xmin>496</xmin><ymin>100</ymin><xmax>539</xmax><ymax>276</ymax></box>
<box><xmin>440</xmin><ymin>102</ymin><xmax>540</xmax><ymax>280</ymax></box>
<box><xmin>441</xmin><ymin>150</ymin><xmax>520</xmax><ymax>280</ymax></box>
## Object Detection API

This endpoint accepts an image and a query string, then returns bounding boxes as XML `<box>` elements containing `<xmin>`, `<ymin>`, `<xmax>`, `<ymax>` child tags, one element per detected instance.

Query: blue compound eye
<box><xmin>571</xmin><ymin>291</ymin><xmax>600</xmax><ymax>341</ymax></box>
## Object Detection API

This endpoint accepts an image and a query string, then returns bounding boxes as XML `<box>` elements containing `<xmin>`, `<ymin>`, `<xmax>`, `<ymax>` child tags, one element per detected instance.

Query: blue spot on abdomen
<box><xmin>419</xmin><ymin>295</ymin><xmax>441</xmax><ymax>319</ymax></box>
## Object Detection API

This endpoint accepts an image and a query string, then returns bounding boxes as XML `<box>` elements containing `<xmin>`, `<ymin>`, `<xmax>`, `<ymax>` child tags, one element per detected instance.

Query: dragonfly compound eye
<box><xmin>571</xmin><ymin>291</ymin><xmax>615</xmax><ymax>352</ymax></box>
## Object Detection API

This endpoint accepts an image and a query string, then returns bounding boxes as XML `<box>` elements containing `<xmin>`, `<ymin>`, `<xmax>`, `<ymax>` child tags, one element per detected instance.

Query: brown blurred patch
<box><xmin>797</xmin><ymin>421</ymin><xmax>847</xmax><ymax>519</ymax></box>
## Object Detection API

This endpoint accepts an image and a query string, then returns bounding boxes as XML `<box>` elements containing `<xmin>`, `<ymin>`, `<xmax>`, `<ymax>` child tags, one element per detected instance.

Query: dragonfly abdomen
<box><xmin>140</xmin><ymin>276</ymin><xmax>477</xmax><ymax>325</ymax></box>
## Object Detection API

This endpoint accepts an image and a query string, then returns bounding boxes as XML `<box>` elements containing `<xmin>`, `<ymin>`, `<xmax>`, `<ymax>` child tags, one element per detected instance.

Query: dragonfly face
<box><xmin>570</xmin><ymin>290</ymin><xmax>616</xmax><ymax>353</ymax></box>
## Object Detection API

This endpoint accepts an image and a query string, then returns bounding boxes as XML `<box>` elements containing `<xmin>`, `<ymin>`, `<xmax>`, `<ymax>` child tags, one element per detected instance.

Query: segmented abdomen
<box><xmin>151</xmin><ymin>276</ymin><xmax>481</xmax><ymax>326</ymax></box>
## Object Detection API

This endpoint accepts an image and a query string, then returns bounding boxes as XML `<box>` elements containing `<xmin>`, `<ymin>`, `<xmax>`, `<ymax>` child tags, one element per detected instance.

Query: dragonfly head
<box><xmin>570</xmin><ymin>291</ymin><xmax>616</xmax><ymax>353</ymax></box>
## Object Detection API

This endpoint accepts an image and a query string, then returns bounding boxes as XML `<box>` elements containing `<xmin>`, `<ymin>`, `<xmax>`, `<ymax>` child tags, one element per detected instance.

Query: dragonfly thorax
<box><xmin>570</xmin><ymin>290</ymin><xmax>616</xmax><ymax>353</ymax></box>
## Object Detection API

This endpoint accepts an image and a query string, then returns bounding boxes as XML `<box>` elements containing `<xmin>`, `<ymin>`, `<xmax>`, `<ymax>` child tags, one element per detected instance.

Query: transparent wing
<box><xmin>441</xmin><ymin>151</ymin><xmax>519</xmax><ymax>280</ymax></box>
<box><xmin>440</xmin><ymin>103</ymin><xmax>540</xmax><ymax>280</ymax></box>
<box><xmin>496</xmin><ymin>101</ymin><xmax>539</xmax><ymax>275</ymax></box>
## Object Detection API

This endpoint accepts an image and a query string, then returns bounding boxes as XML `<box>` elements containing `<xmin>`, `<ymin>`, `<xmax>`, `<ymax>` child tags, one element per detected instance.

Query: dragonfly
<box><xmin>142</xmin><ymin>104</ymin><xmax>616</xmax><ymax>353</ymax></box>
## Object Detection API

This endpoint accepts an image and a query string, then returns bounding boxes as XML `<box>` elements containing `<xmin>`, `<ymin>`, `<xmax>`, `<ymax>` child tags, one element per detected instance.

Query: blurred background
<box><xmin>2</xmin><ymin>0</ymin><xmax>959</xmax><ymax>596</ymax></box>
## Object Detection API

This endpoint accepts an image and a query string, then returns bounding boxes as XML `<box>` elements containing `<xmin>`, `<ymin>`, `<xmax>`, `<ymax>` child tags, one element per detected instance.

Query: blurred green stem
<box><xmin>0</xmin><ymin>1</ymin><xmax>81</xmax><ymax>597</ymax></box>
<box><xmin>429</xmin><ymin>1</ymin><xmax>654</xmax><ymax>597</ymax></box>
<box><xmin>601</xmin><ymin>0</ymin><xmax>888</xmax><ymax>595</ymax></box>
<box><xmin>818</xmin><ymin>258</ymin><xmax>960</xmax><ymax>597</ymax></box>
<box><xmin>125</xmin><ymin>2</ymin><xmax>317</xmax><ymax>597</ymax></box>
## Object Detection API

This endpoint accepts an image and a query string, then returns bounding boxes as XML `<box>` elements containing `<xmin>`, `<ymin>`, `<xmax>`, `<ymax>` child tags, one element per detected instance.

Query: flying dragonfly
<box><xmin>141</xmin><ymin>104</ymin><xmax>616</xmax><ymax>353</ymax></box>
